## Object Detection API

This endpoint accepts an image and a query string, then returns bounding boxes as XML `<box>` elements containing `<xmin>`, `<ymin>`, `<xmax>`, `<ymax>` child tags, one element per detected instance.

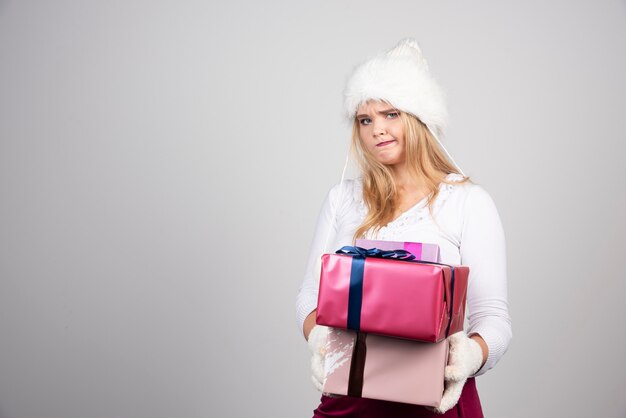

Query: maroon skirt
<box><xmin>312</xmin><ymin>377</ymin><xmax>483</xmax><ymax>418</ymax></box>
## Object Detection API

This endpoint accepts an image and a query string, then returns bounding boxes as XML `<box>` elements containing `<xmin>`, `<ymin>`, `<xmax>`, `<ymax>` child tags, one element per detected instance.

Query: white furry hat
<box><xmin>343</xmin><ymin>38</ymin><xmax>448</xmax><ymax>136</ymax></box>
<box><xmin>343</xmin><ymin>38</ymin><xmax>464</xmax><ymax>175</ymax></box>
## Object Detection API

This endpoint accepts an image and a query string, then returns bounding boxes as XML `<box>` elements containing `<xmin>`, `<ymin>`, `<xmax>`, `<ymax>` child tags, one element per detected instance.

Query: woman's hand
<box><xmin>304</xmin><ymin>310</ymin><xmax>328</xmax><ymax>391</ymax></box>
<box><xmin>429</xmin><ymin>331</ymin><xmax>486</xmax><ymax>414</ymax></box>
<box><xmin>445</xmin><ymin>331</ymin><xmax>485</xmax><ymax>381</ymax></box>
<box><xmin>307</xmin><ymin>324</ymin><xmax>330</xmax><ymax>392</ymax></box>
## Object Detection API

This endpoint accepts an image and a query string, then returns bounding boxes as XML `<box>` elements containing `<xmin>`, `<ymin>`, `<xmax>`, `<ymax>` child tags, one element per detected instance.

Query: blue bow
<box><xmin>335</xmin><ymin>245</ymin><xmax>416</xmax><ymax>260</ymax></box>
<box><xmin>335</xmin><ymin>246</ymin><xmax>415</xmax><ymax>331</ymax></box>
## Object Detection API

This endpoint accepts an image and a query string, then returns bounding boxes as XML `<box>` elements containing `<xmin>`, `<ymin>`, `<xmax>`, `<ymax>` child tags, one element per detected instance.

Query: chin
<box><xmin>376</xmin><ymin>156</ymin><xmax>403</xmax><ymax>166</ymax></box>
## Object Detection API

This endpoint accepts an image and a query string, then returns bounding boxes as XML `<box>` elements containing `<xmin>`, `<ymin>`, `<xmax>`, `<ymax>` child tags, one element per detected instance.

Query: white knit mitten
<box><xmin>307</xmin><ymin>325</ymin><xmax>330</xmax><ymax>392</ymax></box>
<box><xmin>430</xmin><ymin>331</ymin><xmax>484</xmax><ymax>414</ymax></box>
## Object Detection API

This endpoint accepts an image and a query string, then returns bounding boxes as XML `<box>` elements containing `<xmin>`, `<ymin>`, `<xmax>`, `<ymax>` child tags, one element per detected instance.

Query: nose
<box><xmin>372</xmin><ymin>121</ymin><xmax>387</xmax><ymax>137</ymax></box>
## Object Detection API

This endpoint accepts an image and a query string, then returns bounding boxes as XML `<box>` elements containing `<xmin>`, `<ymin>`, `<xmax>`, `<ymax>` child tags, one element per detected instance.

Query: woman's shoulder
<box><xmin>325</xmin><ymin>178</ymin><xmax>367</xmax><ymax>217</ymax></box>
<box><xmin>452</xmin><ymin>180</ymin><xmax>503</xmax><ymax>223</ymax></box>
<box><xmin>327</xmin><ymin>177</ymin><xmax>364</xmax><ymax>201</ymax></box>
<box><xmin>441</xmin><ymin>173</ymin><xmax>499</xmax><ymax>212</ymax></box>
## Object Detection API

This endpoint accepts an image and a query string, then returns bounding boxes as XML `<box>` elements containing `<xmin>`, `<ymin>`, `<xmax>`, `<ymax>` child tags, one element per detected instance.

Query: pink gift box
<box><xmin>323</xmin><ymin>328</ymin><xmax>449</xmax><ymax>407</ymax></box>
<box><xmin>355</xmin><ymin>239</ymin><xmax>440</xmax><ymax>263</ymax></box>
<box><xmin>316</xmin><ymin>245</ymin><xmax>469</xmax><ymax>343</ymax></box>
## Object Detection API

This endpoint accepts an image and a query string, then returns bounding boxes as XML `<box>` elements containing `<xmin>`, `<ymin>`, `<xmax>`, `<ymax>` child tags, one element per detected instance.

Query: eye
<box><xmin>359</xmin><ymin>118</ymin><xmax>371</xmax><ymax>126</ymax></box>
<box><xmin>387</xmin><ymin>112</ymin><xmax>399</xmax><ymax>119</ymax></box>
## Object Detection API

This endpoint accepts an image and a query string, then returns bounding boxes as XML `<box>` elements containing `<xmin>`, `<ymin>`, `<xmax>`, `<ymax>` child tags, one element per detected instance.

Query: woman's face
<box><xmin>356</xmin><ymin>100</ymin><xmax>405</xmax><ymax>167</ymax></box>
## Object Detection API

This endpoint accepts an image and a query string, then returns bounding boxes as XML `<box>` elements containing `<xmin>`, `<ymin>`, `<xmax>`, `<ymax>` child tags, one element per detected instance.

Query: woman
<box><xmin>296</xmin><ymin>38</ymin><xmax>512</xmax><ymax>417</ymax></box>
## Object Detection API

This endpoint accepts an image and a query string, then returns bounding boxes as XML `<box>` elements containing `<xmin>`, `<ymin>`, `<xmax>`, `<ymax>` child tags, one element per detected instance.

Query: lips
<box><xmin>376</xmin><ymin>139</ymin><xmax>396</xmax><ymax>147</ymax></box>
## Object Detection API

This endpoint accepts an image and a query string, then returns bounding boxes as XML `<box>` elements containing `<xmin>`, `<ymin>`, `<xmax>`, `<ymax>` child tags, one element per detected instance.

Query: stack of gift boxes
<box><xmin>315</xmin><ymin>239</ymin><xmax>469</xmax><ymax>408</ymax></box>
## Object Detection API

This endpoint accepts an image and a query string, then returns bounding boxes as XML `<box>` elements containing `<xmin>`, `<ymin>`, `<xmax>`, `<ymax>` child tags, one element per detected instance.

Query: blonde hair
<box><xmin>351</xmin><ymin>104</ymin><xmax>471</xmax><ymax>241</ymax></box>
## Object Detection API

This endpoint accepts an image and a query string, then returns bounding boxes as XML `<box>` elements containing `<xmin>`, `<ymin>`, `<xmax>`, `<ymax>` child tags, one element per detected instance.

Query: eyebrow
<box><xmin>356</xmin><ymin>108</ymin><xmax>398</xmax><ymax>118</ymax></box>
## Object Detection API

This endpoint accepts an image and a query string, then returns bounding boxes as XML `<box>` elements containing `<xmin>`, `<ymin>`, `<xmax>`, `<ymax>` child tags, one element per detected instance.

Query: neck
<box><xmin>388</xmin><ymin>162</ymin><xmax>424</xmax><ymax>191</ymax></box>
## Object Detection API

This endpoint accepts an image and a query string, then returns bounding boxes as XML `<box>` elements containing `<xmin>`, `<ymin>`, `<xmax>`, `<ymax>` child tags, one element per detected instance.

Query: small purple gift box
<box><xmin>355</xmin><ymin>239</ymin><xmax>440</xmax><ymax>262</ymax></box>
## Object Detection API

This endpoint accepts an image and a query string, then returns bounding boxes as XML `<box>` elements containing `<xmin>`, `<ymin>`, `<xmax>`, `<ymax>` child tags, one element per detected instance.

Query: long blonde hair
<box><xmin>351</xmin><ymin>106</ymin><xmax>471</xmax><ymax>241</ymax></box>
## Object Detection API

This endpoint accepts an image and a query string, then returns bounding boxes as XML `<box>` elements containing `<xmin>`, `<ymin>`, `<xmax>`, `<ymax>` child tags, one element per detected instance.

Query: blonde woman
<box><xmin>296</xmin><ymin>38</ymin><xmax>512</xmax><ymax>417</ymax></box>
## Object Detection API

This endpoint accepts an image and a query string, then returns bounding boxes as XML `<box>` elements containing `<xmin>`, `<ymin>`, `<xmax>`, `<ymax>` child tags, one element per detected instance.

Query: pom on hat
<box><xmin>342</xmin><ymin>38</ymin><xmax>449</xmax><ymax>140</ymax></box>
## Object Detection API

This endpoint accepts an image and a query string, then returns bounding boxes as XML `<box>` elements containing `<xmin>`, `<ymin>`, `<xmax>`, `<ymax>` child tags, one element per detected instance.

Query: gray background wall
<box><xmin>1</xmin><ymin>1</ymin><xmax>625</xmax><ymax>417</ymax></box>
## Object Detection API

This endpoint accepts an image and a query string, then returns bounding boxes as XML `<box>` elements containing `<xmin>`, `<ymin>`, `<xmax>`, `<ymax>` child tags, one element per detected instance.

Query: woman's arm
<box><xmin>303</xmin><ymin>309</ymin><xmax>317</xmax><ymax>341</ymax></box>
<box><xmin>296</xmin><ymin>181</ymin><xmax>350</xmax><ymax>338</ymax></box>
<box><xmin>469</xmin><ymin>333</ymin><xmax>488</xmax><ymax>368</ymax></box>
<box><xmin>460</xmin><ymin>185</ymin><xmax>513</xmax><ymax>377</ymax></box>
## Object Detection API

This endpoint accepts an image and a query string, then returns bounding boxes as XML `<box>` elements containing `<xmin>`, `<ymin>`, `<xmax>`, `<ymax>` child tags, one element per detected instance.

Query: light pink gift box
<box><xmin>323</xmin><ymin>328</ymin><xmax>449</xmax><ymax>407</ymax></box>
<box><xmin>316</xmin><ymin>244</ymin><xmax>469</xmax><ymax>343</ymax></box>
<box><xmin>355</xmin><ymin>239</ymin><xmax>440</xmax><ymax>263</ymax></box>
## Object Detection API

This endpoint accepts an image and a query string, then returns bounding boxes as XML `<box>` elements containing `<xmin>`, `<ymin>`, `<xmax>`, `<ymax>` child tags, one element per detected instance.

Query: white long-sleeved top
<box><xmin>295</xmin><ymin>173</ymin><xmax>512</xmax><ymax>377</ymax></box>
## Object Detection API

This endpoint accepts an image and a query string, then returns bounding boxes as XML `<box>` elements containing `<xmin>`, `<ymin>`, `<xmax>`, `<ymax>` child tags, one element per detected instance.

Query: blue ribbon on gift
<box><xmin>335</xmin><ymin>245</ymin><xmax>457</xmax><ymax>338</ymax></box>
